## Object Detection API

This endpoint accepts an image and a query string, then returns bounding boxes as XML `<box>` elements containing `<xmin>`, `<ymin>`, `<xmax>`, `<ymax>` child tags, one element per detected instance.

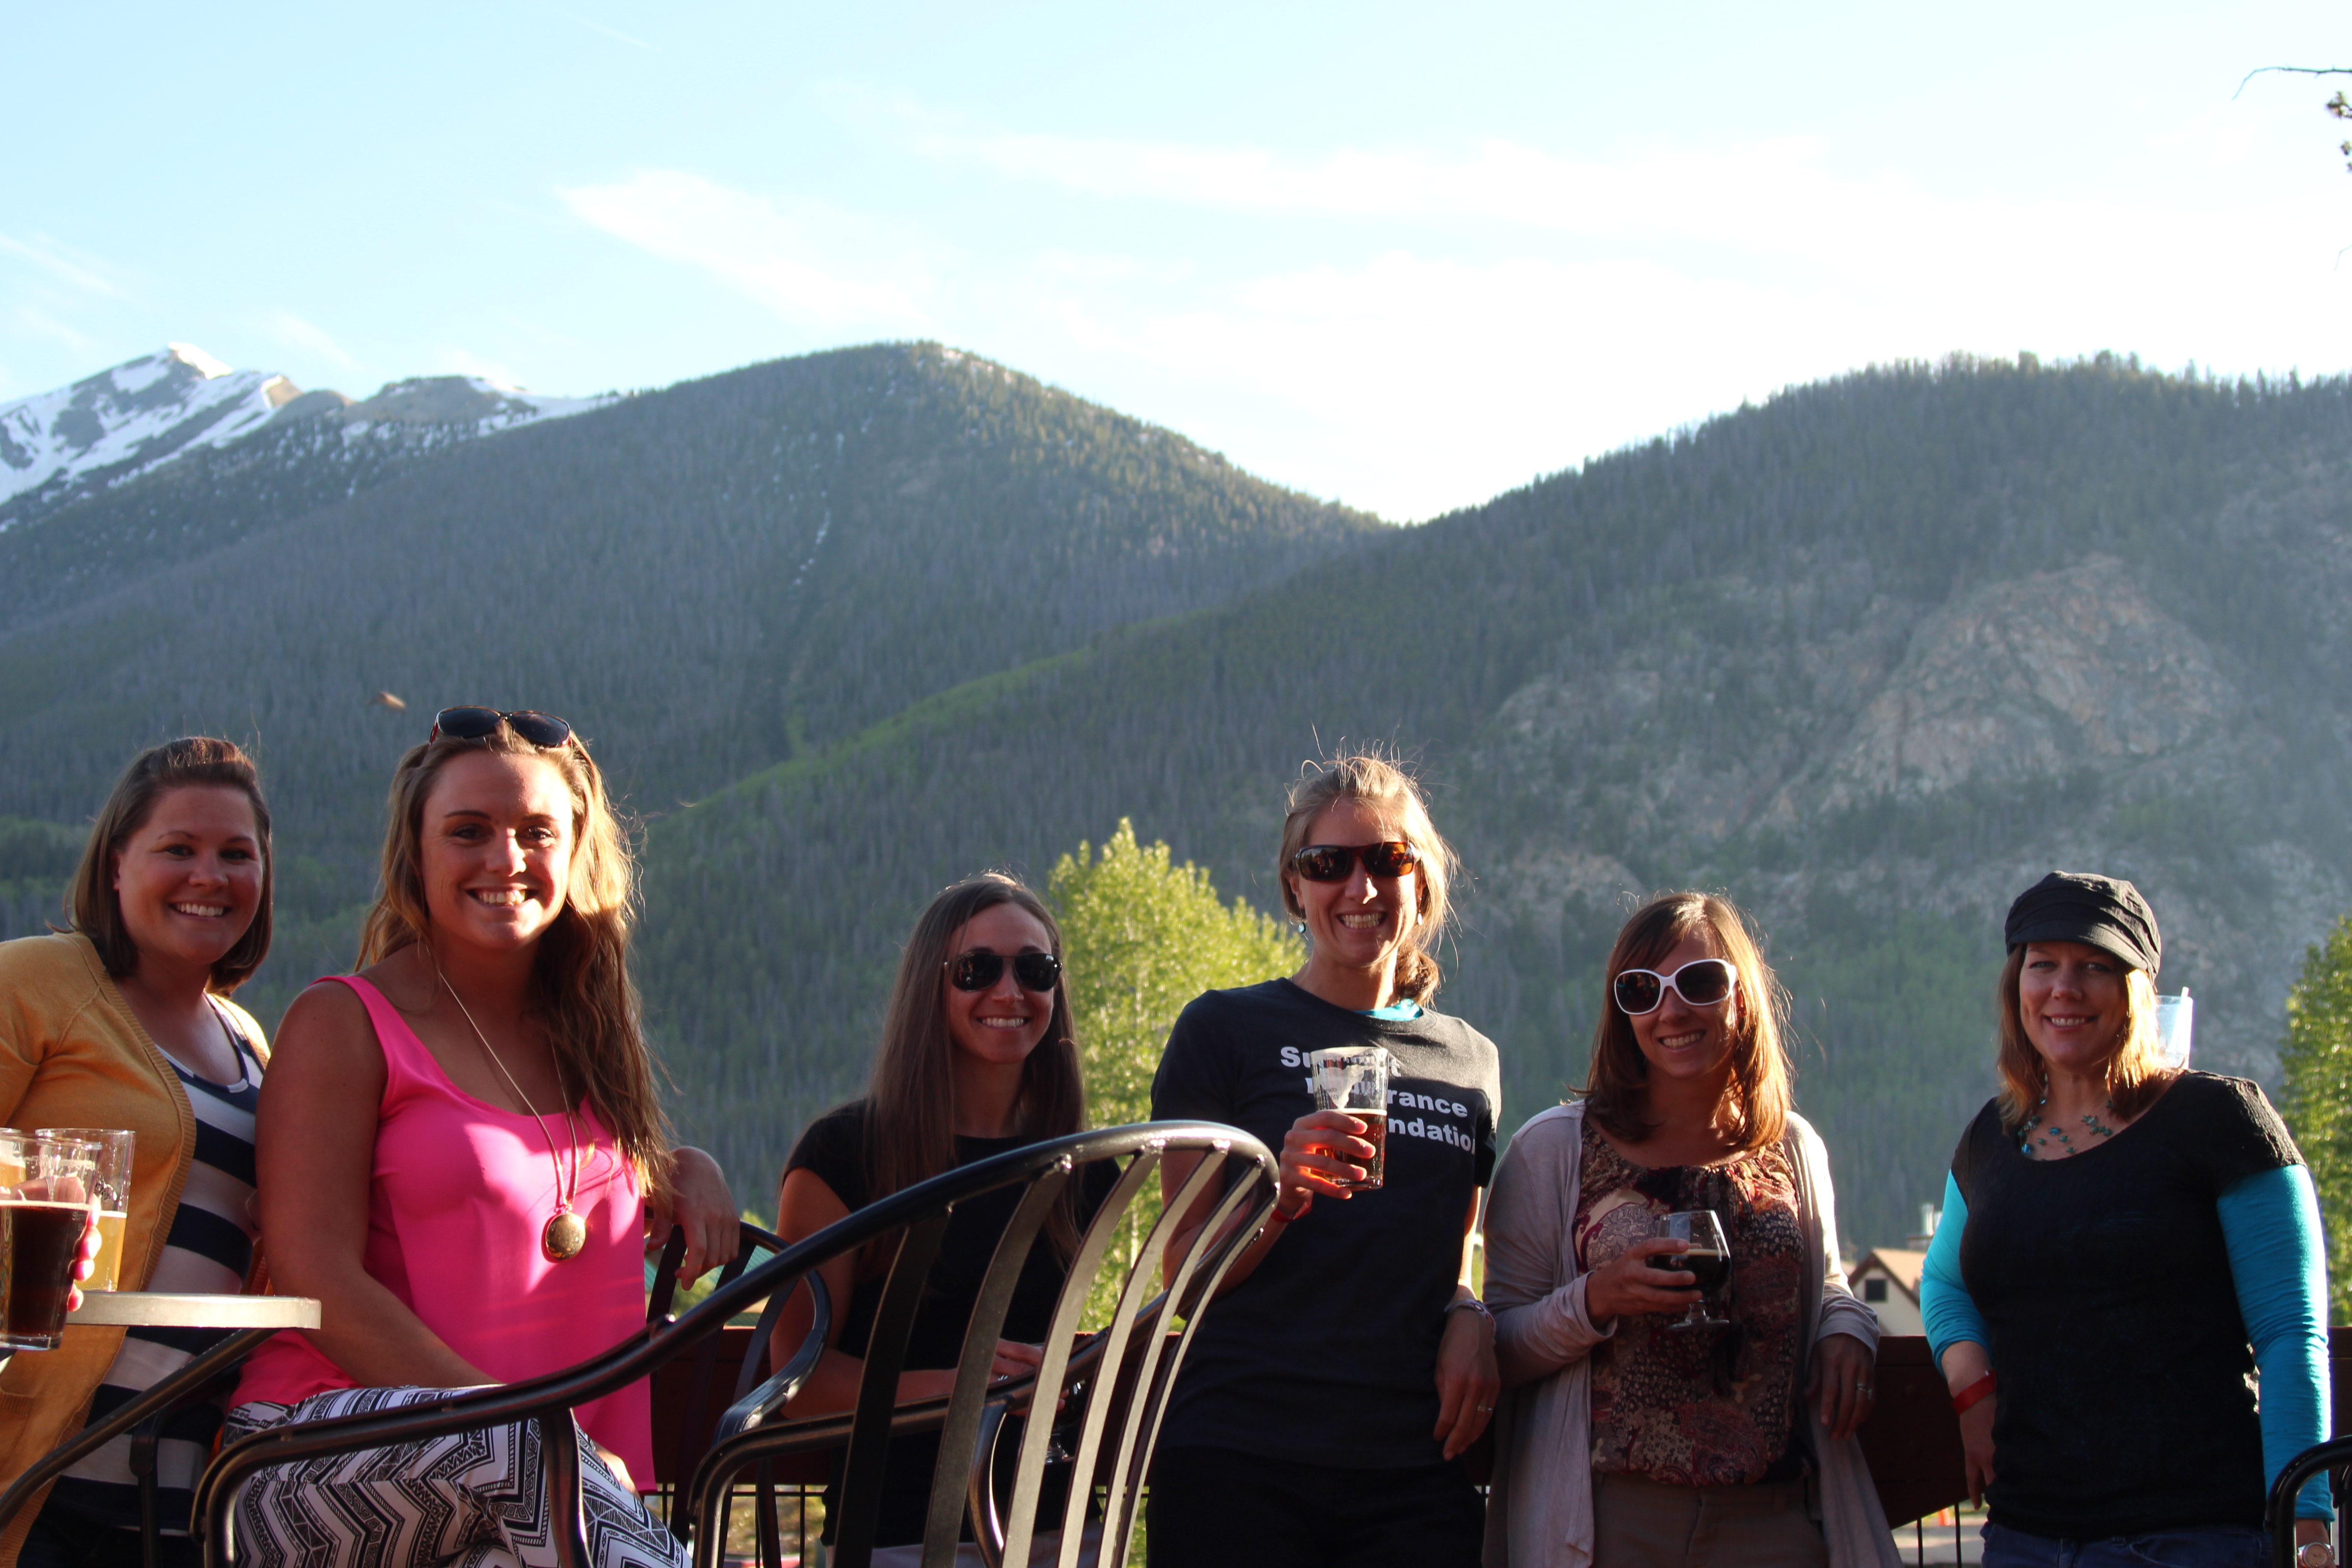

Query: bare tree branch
<box><xmin>2235</xmin><ymin>64</ymin><xmax>2352</xmax><ymax>99</ymax></box>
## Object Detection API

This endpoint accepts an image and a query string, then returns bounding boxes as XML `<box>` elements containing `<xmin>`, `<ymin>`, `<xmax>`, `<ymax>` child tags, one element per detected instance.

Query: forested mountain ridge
<box><xmin>628</xmin><ymin>354</ymin><xmax>2352</xmax><ymax>1248</ymax></box>
<box><xmin>3</xmin><ymin>343</ymin><xmax>2347</xmax><ymax>1251</ymax></box>
<box><xmin>0</xmin><ymin>340</ymin><xmax>1383</xmax><ymax>1014</ymax></box>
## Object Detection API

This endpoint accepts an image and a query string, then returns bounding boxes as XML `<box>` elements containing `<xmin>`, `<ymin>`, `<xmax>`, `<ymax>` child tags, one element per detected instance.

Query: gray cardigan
<box><xmin>1481</xmin><ymin>1101</ymin><xmax>1901</xmax><ymax>1568</ymax></box>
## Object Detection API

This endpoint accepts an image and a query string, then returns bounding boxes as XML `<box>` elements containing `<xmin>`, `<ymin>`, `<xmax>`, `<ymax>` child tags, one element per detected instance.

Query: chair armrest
<box><xmin>715</xmin><ymin>1269</ymin><xmax>832</xmax><ymax>1441</ymax></box>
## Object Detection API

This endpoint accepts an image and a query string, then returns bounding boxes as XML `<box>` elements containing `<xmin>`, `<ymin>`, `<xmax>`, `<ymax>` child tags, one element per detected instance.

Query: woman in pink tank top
<box><xmin>229</xmin><ymin>709</ymin><xmax>742</xmax><ymax>1568</ymax></box>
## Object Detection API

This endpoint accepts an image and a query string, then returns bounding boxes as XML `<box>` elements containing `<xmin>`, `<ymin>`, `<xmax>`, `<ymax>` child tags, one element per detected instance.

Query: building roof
<box><xmin>1854</xmin><ymin>1247</ymin><xmax>1927</xmax><ymax>1303</ymax></box>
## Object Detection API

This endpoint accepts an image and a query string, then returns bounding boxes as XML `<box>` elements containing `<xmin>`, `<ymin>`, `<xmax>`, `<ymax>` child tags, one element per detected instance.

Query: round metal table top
<box><xmin>64</xmin><ymin>1293</ymin><xmax>320</xmax><ymax>1329</ymax></box>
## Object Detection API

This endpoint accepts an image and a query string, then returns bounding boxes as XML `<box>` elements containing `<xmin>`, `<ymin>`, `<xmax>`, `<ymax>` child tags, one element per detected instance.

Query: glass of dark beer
<box><xmin>1649</xmin><ymin>1209</ymin><xmax>1732</xmax><ymax>1332</ymax></box>
<box><xmin>0</xmin><ymin>1131</ymin><xmax>98</xmax><ymax>1352</ymax></box>
<box><xmin>1308</xmin><ymin>1047</ymin><xmax>1390</xmax><ymax>1190</ymax></box>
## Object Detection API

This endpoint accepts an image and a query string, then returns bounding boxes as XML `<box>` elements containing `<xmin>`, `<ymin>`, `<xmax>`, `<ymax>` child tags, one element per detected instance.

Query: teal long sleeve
<box><xmin>1919</xmin><ymin>1170</ymin><xmax>1983</xmax><ymax>1363</ymax></box>
<box><xmin>2216</xmin><ymin>1164</ymin><xmax>2332</xmax><ymax>1523</ymax></box>
<box><xmin>1918</xmin><ymin>1164</ymin><xmax>2333</xmax><ymax>1522</ymax></box>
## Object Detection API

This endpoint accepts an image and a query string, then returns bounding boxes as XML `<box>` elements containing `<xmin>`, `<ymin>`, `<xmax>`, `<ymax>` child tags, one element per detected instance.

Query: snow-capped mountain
<box><xmin>0</xmin><ymin>346</ymin><xmax>612</xmax><ymax>529</ymax></box>
<box><xmin>0</xmin><ymin>345</ymin><xmax>297</xmax><ymax>517</ymax></box>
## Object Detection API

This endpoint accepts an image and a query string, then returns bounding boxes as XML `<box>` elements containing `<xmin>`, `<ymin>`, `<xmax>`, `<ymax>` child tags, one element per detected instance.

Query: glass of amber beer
<box><xmin>1308</xmin><ymin>1047</ymin><xmax>1391</xmax><ymax>1190</ymax></box>
<box><xmin>36</xmin><ymin>1130</ymin><xmax>132</xmax><ymax>1291</ymax></box>
<box><xmin>0</xmin><ymin>1132</ymin><xmax>97</xmax><ymax>1351</ymax></box>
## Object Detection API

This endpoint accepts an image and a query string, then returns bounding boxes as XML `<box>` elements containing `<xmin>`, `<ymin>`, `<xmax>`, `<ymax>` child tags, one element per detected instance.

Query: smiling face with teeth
<box><xmin>2017</xmin><ymin>939</ymin><xmax>2129</xmax><ymax>1076</ymax></box>
<box><xmin>1286</xmin><ymin>799</ymin><xmax>1422</xmax><ymax>1004</ymax></box>
<box><xmin>111</xmin><ymin>784</ymin><xmax>265</xmax><ymax>983</ymax></box>
<box><xmin>418</xmin><ymin>751</ymin><xmax>578</xmax><ymax>953</ymax></box>
<box><xmin>1625</xmin><ymin>929</ymin><xmax>1744</xmax><ymax>1090</ymax></box>
<box><xmin>941</xmin><ymin>902</ymin><xmax>1060</xmax><ymax>1073</ymax></box>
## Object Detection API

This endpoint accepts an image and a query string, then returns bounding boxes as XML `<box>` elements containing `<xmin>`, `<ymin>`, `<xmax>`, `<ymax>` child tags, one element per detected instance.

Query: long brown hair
<box><xmin>1993</xmin><ymin>947</ymin><xmax>2168</xmax><ymax>1133</ymax></box>
<box><xmin>355</xmin><ymin>717</ymin><xmax>673</xmax><ymax>1191</ymax></box>
<box><xmin>69</xmin><ymin>737</ymin><xmax>274</xmax><ymax>992</ymax></box>
<box><xmin>860</xmin><ymin>873</ymin><xmax>1086</xmax><ymax>1257</ymax></box>
<box><xmin>1277</xmin><ymin>751</ymin><xmax>1459</xmax><ymax>1004</ymax></box>
<box><xmin>1583</xmin><ymin>891</ymin><xmax>1792</xmax><ymax>1153</ymax></box>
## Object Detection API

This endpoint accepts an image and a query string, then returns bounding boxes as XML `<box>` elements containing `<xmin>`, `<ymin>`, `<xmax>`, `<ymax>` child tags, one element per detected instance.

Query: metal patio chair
<box><xmin>0</xmin><ymin>1219</ymin><xmax>800</xmax><ymax>1568</ymax></box>
<box><xmin>187</xmin><ymin>1121</ymin><xmax>1277</xmax><ymax>1568</ymax></box>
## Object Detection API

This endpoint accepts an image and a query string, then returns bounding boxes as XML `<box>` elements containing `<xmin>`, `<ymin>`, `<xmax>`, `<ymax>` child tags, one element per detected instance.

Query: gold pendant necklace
<box><xmin>437</xmin><ymin>961</ymin><xmax>587</xmax><ymax>1262</ymax></box>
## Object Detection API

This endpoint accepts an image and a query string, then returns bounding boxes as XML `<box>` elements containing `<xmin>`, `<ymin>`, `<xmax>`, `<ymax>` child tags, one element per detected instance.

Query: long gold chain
<box><xmin>435</xmin><ymin>962</ymin><xmax>581</xmax><ymax>1225</ymax></box>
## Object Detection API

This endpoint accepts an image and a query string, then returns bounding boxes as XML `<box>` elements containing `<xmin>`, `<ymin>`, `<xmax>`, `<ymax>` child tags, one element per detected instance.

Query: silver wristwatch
<box><xmin>2296</xmin><ymin>1540</ymin><xmax>2337</xmax><ymax>1568</ymax></box>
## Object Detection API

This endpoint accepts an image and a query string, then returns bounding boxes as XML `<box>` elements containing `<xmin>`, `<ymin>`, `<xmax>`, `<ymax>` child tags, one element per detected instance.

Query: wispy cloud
<box><xmin>558</xmin><ymin>10</ymin><xmax>657</xmax><ymax>50</ymax></box>
<box><xmin>261</xmin><ymin>311</ymin><xmax>358</xmax><ymax>370</ymax></box>
<box><xmin>906</xmin><ymin>125</ymin><xmax>2158</xmax><ymax>284</ymax></box>
<box><xmin>15</xmin><ymin>306</ymin><xmax>100</xmax><ymax>358</ymax></box>
<box><xmin>0</xmin><ymin>233</ymin><xmax>129</xmax><ymax>298</ymax></box>
<box><xmin>558</xmin><ymin>171</ymin><xmax>936</xmax><ymax>331</ymax></box>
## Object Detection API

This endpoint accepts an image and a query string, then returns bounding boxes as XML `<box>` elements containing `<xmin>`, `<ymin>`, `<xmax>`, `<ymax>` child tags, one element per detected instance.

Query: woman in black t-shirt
<box><xmin>1148</xmin><ymin>753</ymin><xmax>1502</xmax><ymax>1568</ymax></box>
<box><xmin>770</xmin><ymin>872</ymin><xmax>1106</xmax><ymax>1561</ymax></box>
<box><xmin>1917</xmin><ymin>872</ymin><xmax>2333</xmax><ymax>1568</ymax></box>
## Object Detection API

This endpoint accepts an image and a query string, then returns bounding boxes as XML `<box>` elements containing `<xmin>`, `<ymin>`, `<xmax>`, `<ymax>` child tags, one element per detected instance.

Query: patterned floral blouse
<box><xmin>1574</xmin><ymin>1119</ymin><xmax>1807</xmax><ymax>1486</ymax></box>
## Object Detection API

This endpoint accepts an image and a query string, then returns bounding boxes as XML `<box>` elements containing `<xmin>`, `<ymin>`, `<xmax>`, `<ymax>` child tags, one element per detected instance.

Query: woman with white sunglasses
<box><xmin>1481</xmin><ymin>892</ymin><xmax>1898</xmax><ymax>1568</ymax></box>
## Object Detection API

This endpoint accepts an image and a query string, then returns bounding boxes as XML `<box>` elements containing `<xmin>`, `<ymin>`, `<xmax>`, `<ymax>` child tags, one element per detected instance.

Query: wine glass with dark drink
<box><xmin>1649</xmin><ymin>1210</ymin><xmax>1731</xmax><ymax>1331</ymax></box>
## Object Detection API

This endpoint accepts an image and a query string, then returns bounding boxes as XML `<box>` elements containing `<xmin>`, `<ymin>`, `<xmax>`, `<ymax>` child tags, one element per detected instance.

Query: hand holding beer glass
<box><xmin>0</xmin><ymin>1131</ymin><xmax>104</xmax><ymax>1352</ymax></box>
<box><xmin>1273</xmin><ymin>1048</ymin><xmax>1392</xmax><ymax>1221</ymax></box>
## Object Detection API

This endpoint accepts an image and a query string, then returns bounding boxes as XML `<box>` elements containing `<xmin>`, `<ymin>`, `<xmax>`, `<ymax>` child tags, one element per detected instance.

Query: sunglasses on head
<box><xmin>431</xmin><ymin>708</ymin><xmax>574</xmax><ymax>749</ymax></box>
<box><xmin>946</xmin><ymin>949</ymin><xmax>1063</xmax><ymax>993</ymax></box>
<box><xmin>1289</xmin><ymin>842</ymin><xmax>1420</xmax><ymax>882</ymax></box>
<box><xmin>1613</xmin><ymin>958</ymin><xmax>1739</xmax><ymax>1016</ymax></box>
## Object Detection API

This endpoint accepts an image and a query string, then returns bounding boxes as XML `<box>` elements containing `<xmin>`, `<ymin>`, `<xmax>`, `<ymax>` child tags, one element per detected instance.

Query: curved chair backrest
<box><xmin>686</xmin><ymin>1120</ymin><xmax>1279</xmax><ymax>1568</ymax></box>
<box><xmin>192</xmin><ymin>1122</ymin><xmax>1275</xmax><ymax>1568</ymax></box>
<box><xmin>646</xmin><ymin>1220</ymin><xmax>826</xmax><ymax>1539</ymax></box>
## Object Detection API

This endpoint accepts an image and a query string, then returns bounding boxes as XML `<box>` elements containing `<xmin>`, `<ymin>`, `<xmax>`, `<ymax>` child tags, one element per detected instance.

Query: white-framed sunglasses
<box><xmin>1613</xmin><ymin>958</ymin><xmax>1739</xmax><ymax>1016</ymax></box>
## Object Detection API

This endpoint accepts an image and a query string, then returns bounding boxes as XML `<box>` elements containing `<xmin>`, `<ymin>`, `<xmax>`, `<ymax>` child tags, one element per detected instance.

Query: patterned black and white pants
<box><xmin>224</xmin><ymin>1389</ymin><xmax>686</xmax><ymax>1568</ymax></box>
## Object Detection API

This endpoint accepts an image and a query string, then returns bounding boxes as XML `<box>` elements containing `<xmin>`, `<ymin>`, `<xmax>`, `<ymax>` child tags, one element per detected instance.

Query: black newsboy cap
<box><xmin>2003</xmin><ymin>870</ymin><xmax>2161</xmax><ymax>975</ymax></box>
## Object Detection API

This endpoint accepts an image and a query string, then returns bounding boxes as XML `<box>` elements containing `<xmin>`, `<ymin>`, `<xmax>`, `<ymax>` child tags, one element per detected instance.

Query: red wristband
<box><xmin>1951</xmin><ymin>1370</ymin><xmax>1997</xmax><ymax>1414</ymax></box>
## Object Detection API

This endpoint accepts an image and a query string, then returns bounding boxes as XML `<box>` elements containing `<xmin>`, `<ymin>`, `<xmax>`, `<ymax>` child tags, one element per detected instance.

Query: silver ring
<box><xmin>1476</xmin><ymin>1404</ymin><xmax>1494</xmax><ymax>1413</ymax></box>
<box><xmin>1857</xmin><ymin>1382</ymin><xmax>1874</xmax><ymax>1395</ymax></box>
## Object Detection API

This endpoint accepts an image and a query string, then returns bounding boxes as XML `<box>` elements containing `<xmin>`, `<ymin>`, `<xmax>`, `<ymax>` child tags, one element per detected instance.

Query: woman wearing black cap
<box><xmin>1918</xmin><ymin>872</ymin><xmax>2333</xmax><ymax>1568</ymax></box>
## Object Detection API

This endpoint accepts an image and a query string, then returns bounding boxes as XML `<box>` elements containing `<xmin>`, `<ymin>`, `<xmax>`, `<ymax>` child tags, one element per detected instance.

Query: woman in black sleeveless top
<box><xmin>770</xmin><ymin>872</ymin><xmax>1112</xmax><ymax>1563</ymax></box>
<box><xmin>1918</xmin><ymin>872</ymin><xmax>2333</xmax><ymax>1568</ymax></box>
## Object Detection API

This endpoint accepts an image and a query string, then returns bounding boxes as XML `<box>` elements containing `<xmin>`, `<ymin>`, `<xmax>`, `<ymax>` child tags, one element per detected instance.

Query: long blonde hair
<box><xmin>1583</xmin><ymin>891</ymin><xmax>1793</xmax><ymax>1154</ymax></box>
<box><xmin>1994</xmin><ymin>949</ymin><xmax>2168</xmax><ymax>1132</ymax></box>
<box><xmin>1277</xmin><ymin>752</ymin><xmax>1459</xmax><ymax>1004</ymax></box>
<box><xmin>854</xmin><ymin>874</ymin><xmax>1086</xmax><ymax>1262</ymax></box>
<box><xmin>356</xmin><ymin>718</ymin><xmax>673</xmax><ymax>1191</ymax></box>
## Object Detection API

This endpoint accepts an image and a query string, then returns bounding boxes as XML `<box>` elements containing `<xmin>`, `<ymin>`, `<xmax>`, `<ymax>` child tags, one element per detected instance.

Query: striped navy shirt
<box><xmin>44</xmin><ymin>1001</ymin><xmax>262</xmax><ymax>1536</ymax></box>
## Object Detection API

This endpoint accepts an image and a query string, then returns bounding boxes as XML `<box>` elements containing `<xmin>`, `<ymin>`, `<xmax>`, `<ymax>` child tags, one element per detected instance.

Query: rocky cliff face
<box><xmin>1475</xmin><ymin>552</ymin><xmax>2344</xmax><ymax>1085</ymax></box>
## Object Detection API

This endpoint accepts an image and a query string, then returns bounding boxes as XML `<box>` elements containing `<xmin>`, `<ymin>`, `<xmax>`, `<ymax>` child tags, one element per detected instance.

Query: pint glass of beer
<box><xmin>0</xmin><ymin>1132</ymin><xmax>97</xmax><ymax>1351</ymax></box>
<box><xmin>36</xmin><ymin>1130</ymin><xmax>132</xmax><ymax>1291</ymax></box>
<box><xmin>1308</xmin><ymin>1047</ymin><xmax>1391</xmax><ymax>1190</ymax></box>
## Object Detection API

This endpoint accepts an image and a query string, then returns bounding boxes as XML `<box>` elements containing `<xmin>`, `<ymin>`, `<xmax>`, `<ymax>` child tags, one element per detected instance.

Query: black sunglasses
<box><xmin>1289</xmin><ymin>841</ymin><xmax>1420</xmax><ymax>882</ymax></box>
<box><xmin>431</xmin><ymin>708</ymin><xmax>574</xmax><ymax>748</ymax></box>
<box><xmin>1612</xmin><ymin>958</ymin><xmax>1739</xmax><ymax>1016</ymax></box>
<box><xmin>946</xmin><ymin>949</ymin><xmax>1063</xmax><ymax>993</ymax></box>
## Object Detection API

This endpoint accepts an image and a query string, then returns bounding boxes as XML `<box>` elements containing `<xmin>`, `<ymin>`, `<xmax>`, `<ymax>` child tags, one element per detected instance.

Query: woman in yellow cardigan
<box><xmin>0</xmin><ymin>737</ymin><xmax>274</xmax><ymax>1568</ymax></box>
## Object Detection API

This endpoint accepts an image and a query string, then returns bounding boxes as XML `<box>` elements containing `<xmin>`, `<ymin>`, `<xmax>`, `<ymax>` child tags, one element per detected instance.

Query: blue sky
<box><xmin>5</xmin><ymin>1</ymin><xmax>2350</xmax><ymax>519</ymax></box>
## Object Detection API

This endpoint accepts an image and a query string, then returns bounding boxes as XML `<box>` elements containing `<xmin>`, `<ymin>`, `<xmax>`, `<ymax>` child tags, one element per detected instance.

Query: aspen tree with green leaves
<box><xmin>1049</xmin><ymin>818</ymin><xmax>1302</xmax><ymax>1323</ymax></box>
<box><xmin>2280</xmin><ymin>908</ymin><xmax>2352</xmax><ymax>1322</ymax></box>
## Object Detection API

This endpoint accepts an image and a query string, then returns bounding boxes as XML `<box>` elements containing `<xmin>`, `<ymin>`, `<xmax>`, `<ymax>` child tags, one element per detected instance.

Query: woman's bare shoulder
<box><xmin>271</xmin><ymin>979</ymin><xmax>385</xmax><ymax>1075</ymax></box>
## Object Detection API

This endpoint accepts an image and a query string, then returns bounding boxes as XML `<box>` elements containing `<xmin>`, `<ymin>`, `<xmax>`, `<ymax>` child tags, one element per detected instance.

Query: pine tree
<box><xmin>2281</xmin><ymin>909</ymin><xmax>2352</xmax><ymax>1321</ymax></box>
<box><xmin>1049</xmin><ymin>819</ymin><xmax>1301</xmax><ymax>1323</ymax></box>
